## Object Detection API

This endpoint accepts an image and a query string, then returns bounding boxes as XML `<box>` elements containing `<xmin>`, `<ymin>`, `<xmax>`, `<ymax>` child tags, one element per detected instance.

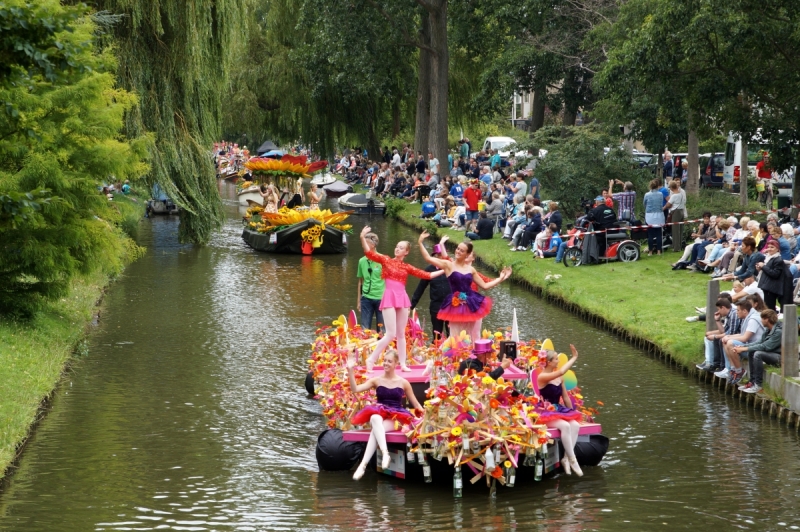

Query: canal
<box><xmin>1</xmin><ymin>182</ymin><xmax>799</xmax><ymax>530</ymax></box>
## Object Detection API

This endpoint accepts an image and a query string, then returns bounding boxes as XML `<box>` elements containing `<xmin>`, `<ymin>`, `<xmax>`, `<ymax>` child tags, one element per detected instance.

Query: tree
<box><xmin>0</xmin><ymin>1</ymin><xmax>148</xmax><ymax>317</ymax></box>
<box><xmin>97</xmin><ymin>0</ymin><xmax>251</xmax><ymax>244</ymax></box>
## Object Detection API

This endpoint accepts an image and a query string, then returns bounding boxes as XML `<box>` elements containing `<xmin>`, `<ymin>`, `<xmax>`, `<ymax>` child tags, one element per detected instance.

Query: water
<box><xmin>1</xmin><ymin>182</ymin><xmax>800</xmax><ymax>530</ymax></box>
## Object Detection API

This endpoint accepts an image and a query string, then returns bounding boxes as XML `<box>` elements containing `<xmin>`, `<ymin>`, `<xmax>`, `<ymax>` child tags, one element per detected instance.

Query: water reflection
<box><xmin>0</xmin><ymin>182</ymin><xmax>799</xmax><ymax>530</ymax></box>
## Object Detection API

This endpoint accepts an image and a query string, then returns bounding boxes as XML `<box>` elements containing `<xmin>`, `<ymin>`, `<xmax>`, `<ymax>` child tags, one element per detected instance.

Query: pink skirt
<box><xmin>380</xmin><ymin>279</ymin><xmax>410</xmax><ymax>310</ymax></box>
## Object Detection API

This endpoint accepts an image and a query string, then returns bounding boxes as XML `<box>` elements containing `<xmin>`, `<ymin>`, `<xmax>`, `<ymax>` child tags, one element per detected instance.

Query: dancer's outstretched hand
<box><xmin>360</xmin><ymin>226</ymin><xmax>372</xmax><ymax>237</ymax></box>
<box><xmin>418</xmin><ymin>231</ymin><xmax>429</xmax><ymax>244</ymax></box>
<box><xmin>569</xmin><ymin>344</ymin><xmax>579</xmax><ymax>359</ymax></box>
<box><xmin>439</xmin><ymin>235</ymin><xmax>449</xmax><ymax>245</ymax></box>
<box><xmin>346</xmin><ymin>348</ymin><xmax>357</xmax><ymax>368</ymax></box>
<box><xmin>501</xmin><ymin>266</ymin><xmax>513</xmax><ymax>279</ymax></box>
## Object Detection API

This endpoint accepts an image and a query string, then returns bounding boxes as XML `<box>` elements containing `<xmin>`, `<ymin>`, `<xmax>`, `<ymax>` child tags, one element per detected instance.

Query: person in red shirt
<box><xmin>462</xmin><ymin>179</ymin><xmax>483</xmax><ymax>232</ymax></box>
<box><xmin>756</xmin><ymin>153</ymin><xmax>773</xmax><ymax>206</ymax></box>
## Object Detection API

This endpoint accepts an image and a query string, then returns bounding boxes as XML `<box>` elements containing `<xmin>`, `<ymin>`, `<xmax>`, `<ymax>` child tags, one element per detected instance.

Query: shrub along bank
<box><xmin>0</xmin><ymin>193</ymin><xmax>145</xmax><ymax>482</ymax></box>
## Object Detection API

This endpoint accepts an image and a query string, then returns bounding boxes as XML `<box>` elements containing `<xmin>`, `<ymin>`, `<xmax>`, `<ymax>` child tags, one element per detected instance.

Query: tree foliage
<box><xmin>0</xmin><ymin>0</ymin><xmax>148</xmax><ymax>317</ymax></box>
<box><xmin>527</xmin><ymin>124</ymin><xmax>650</xmax><ymax>216</ymax></box>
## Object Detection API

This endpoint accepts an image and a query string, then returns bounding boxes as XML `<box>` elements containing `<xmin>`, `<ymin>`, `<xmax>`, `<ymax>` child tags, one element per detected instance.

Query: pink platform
<box><xmin>342</xmin><ymin>422</ymin><xmax>602</xmax><ymax>444</ymax></box>
<box><xmin>361</xmin><ymin>363</ymin><xmax>529</xmax><ymax>383</ymax></box>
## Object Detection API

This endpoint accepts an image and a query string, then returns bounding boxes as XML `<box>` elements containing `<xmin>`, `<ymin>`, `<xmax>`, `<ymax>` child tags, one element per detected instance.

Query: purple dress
<box><xmin>536</xmin><ymin>383</ymin><xmax>583</xmax><ymax>422</ymax></box>
<box><xmin>351</xmin><ymin>386</ymin><xmax>414</xmax><ymax>425</ymax></box>
<box><xmin>436</xmin><ymin>271</ymin><xmax>492</xmax><ymax>323</ymax></box>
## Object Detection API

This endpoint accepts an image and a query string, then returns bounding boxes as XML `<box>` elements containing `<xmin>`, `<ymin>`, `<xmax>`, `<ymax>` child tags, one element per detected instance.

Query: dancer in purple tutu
<box><xmin>347</xmin><ymin>349</ymin><xmax>422</xmax><ymax>480</ymax></box>
<box><xmin>417</xmin><ymin>231</ymin><xmax>512</xmax><ymax>342</ymax></box>
<box><xmin>536</xmin><ymin>345</ymin><xmax>584</xmax><ymax>476</ymax></box>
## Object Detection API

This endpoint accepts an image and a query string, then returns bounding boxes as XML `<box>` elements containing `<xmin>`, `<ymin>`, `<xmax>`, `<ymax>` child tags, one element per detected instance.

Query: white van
<box><xmin>723</xmin><ymin>132</ymin><xmax>793</xmax><ymax>196</ymax></box>
<box><xmin>478</xmin><ymin>136</ymin><xmax>517</xmax><ymax>158</ymax></box>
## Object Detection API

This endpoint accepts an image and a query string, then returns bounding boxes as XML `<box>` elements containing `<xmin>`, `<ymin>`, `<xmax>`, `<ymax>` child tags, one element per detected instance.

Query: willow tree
<box><xmin>98</xmin><ymin>0</ymin><xmax>250</xmax><ymax>243</ymax></box>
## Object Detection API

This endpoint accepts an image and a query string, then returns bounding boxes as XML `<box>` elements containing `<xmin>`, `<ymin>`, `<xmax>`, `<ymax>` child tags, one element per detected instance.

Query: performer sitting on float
<box><xmin>360</xmin><ymin>226</ymin><xmax>444</xmax><ymax>372</ymax></box>
<box><xmin>347</xmin><ymin>348</ymin><xmax>422</xmax><ymax>480</ymax></box>
<box><xmin>535</xmin><ymin>345</ymin><xmax>584</xmax><ymax>477</ymax></box>
<box><xmin>458</xmin><ymin>338</ymin><xmax>512</xmax><ymax>380</ymax></box>
<box><xmin>417</xmin><ymin>231</ymin><xmax>512</xmax><ymax>342</ymax></box>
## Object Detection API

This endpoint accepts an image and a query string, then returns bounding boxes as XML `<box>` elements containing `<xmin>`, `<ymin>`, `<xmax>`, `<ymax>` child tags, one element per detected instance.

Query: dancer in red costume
<box><xmin>360</xmin><ymin>226</ymin><xmax>443</xmax><ymax>371</ymax></box>
<box><xmin>347</xmin><ymin>349</ymin><xmax>422</xmax><ymax>480</ymax></box>
<box><xmin>417</xmin><ymin>231</ymin><xmax>512</xmax><ymax>342</ymax></box>
<box><xmin>536</xmin><ymin>345</ymin><xmax>584</xmax><ymax>476</ymax></box>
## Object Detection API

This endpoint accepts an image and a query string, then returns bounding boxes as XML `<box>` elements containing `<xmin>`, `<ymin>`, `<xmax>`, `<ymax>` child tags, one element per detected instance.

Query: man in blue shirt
<box><xmin>450</xmin><ymin>179</ymin><xmax>465</xmax><ymax>199</ymax></box>
<box><xmin>479</xmin><ymin>166</ymin><xmax>493</xmax><ymax>186</ymax></box>
<box><xmin>663</xmin><ymin>152</ymin><xmax>674</xmax><ymax>186</ymax></box>
<box><xmin>489</xmin><ymin>149</ymin><xmax>501</xmax><ymax>170</ymax></box>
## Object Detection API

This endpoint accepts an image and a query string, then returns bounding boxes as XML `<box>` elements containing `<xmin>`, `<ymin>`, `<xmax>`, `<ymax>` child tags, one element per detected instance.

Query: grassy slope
<box><xmin>0</xmin><ymin>193</ymin><xmax>145</xmax><ymax>480</ymax></box>
<box><xmin>393</xmin><ymin>201</ymin><xmax>714</xmax><ymax>367</ymax></box>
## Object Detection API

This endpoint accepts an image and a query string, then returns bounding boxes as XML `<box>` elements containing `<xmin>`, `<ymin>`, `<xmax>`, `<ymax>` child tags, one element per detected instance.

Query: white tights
<box><xmin>358</xmin><ymin>415</ymin><xmax>394</xmax><ymax>470</ymax></box>
<box><xmin>367</xmin><ymin>307</ymin><xmax>409</xmax><ymax>367</ymax></box>
<box><xmin>449</xmin><ymin>318</ymin><xmax>482</xmax><ymax>345</ymax></box>
<box><xmin>547</xmin><ymin>419</ymin><xmax>581</xmax><ymax>459</ymax></box>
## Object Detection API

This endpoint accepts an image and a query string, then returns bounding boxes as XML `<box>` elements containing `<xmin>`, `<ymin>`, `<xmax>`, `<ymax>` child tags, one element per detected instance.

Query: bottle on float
<box><xmin>407</xmin><ymin>442</ymin><xmax>416</xmax><ymax>463</ymax></box>
<box><xmin>484</xmin><ymin>447</ymin><xmax>496</xmax><ymax>473</ymax></box>
<box><xmin>453</xmin><ymin>467</ymin><xmax>463</xmax><ymax>498</ymax></box>
<box><xmin>470</xmin><ymin>434</ymin><xmax>480</xmax><ymax>455</ymax></box>
<box><xmin>506</xmin><ymin>461</ymin><xmax>516</xmax><ymax>488</ymax></box>
<box><xmin>534</xmin><ymin>449</ymin><xmax>544</xmax><ymax>481</ymax></box>
<box><xmin>422</xmin><ymin>453</ymin><xmax>432</xmax><ymax>483</ymax></box>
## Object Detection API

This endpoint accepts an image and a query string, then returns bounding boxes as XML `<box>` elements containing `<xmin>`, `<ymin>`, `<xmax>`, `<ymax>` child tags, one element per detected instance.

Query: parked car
<box><xmin>475</xmin><ymin>136</ymin><xmax>518</xmax><ymax>158</ymax></box>
<box><xmin>698</xmin><ymin>152</ymin><xmax>725</xmax><ymax>188</ymax></box>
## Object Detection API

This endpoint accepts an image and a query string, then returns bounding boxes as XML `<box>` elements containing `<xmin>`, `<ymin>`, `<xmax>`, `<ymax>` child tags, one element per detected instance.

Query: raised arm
<box><xmin>537</xmin><ymin>344</ymin><xmax>579</xmax><ymax>386</ymax></box>
<box><xmin>471</xmin><ymin>266</ymin><xmax>512</xmax><ymax>290</ymax></box>
<box><xmin>347</xmin><ymin>349</ymin><xmax>375</xmax><ymax>393</ymax></box>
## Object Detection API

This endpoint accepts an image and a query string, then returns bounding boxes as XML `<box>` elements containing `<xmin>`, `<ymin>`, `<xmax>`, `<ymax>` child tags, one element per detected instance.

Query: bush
<box><xmin>523</xmin><ymin>124</ymin><xmax>651</xmax><ymax>217</ymax></box>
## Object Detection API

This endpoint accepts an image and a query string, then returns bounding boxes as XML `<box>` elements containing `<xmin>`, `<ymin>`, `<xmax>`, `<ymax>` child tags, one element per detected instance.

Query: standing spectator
<box><xmin>663</xmin><ymin>151</ymin><xmax>674</xmax><ymax>185</ymax></box>
<box><xmin>663</xmin><ymin>180</ymin><xmax>686</xmax><ymax>252</ymax></box>
<box><xmin>756</xmin><ymin>239</ymin><xmax>794</xmax><ymax>310</ymax></box>
<box><xmin>459</xmin><ymin>139</ymin><xmax>470</xmax><ymax>160</ymax></box>
<box><xmin>489</xmin><ymin>149</ymin><xmax>501</xmax><ymax>170</ymax></box>
<box><xmin>391</xmin><ymin>149</ymin><xmax>401</xmax><ymax>167</ymax></box>
<box><xmin>509</xmin><ymin>173</ymin><xmax>527</xmax><ymax>202</ymax></box>
<box><xmin>428</xmin><ymin>152</ymin><xmax>440</xmax><ymax>176</ymax></box>
<box><xmin>415</xmin><ymin>152</ymin><xmax>427</xmax><ymax>175</ymax></box>
<box><xmin>462</xmin><ymin>180</ymin><xmax>483</xmax><ymax>231</ymax></box>
<box><xmin>680</xmin><ymin>160</ymin><xmax>689</xmax><ymax>187</ymax></box>
<box><xmin>643</xmin><ymin>179</ymin><xmax>665</xmax><ymax>255</ymax></box>
<box><xmin>529</xmin><ymin>172</ymin><xmax>540</xmax><ymax>200</ymax></box>
<box><xmin>356</xmin><ymin>233</ymin><xmax>385</xmax><ymax>333</ymax></box>
<box><xmin>608</xmin><ymin>179</ymin><xmax>636</xmax><ymax>221</ymax></box>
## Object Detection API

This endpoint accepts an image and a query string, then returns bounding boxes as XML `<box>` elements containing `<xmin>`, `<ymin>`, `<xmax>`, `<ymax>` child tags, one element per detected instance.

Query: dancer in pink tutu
<box><xmin>360</xmin><ymin>226</ymin><xmax>443</xmax><ymax>372</ymax></box>
<box><xmin>347</xmin><ymin>349</ymin><xmax>422</xmax><ymax>480</ymax></box>
<box><xmin>417</xmin><ymin>231</ymin><xmax>512</xmax><ymax>342</ymax></box>
<box><xmin>536</xmin><ymin>345</ymin><xmax>584</xmax><ymax>476</ymax></box>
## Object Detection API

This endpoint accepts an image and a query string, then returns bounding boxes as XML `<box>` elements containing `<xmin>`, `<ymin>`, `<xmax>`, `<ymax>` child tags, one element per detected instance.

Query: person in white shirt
<box><xmin>428</xmin><ymin>152</ymin><xmax>440</xmax><ymax>176</ymax></box>
<box><xmin>391</xmin><ymin>149</ymin><xmax>401</xmax><ymax>168</ymax></box>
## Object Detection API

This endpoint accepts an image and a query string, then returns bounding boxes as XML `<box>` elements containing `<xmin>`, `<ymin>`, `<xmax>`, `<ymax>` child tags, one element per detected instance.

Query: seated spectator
<box><xmin>717</xmin><ymin>299</ymin><xmax>765</xmax><ymax>384</ymax></box>
<box><xmin>542</xmin><ymin>201</ymin><xmax>563</xmax><ymax>233</ymax></box>
<box><xmin>696</xmin><ymin>295</ymin><xmax>739</xmax><ymax>372</ymax></box>
<box><xmin>733</xmin><ymin>309</ymin><xmax>782</xmax><ymax>394</ymax></box>
<box><xmin>484</xmin><ymin>192</ymin><xmax>504</xmax><ymax>221</ymax></box>
<box><xmin>466</xmin><ymin>211</ymin><xmax>495</xmax><ymax>241</ymax></box>
<box><xmin>554</xmin><ymin>219</ymin><xmax>582</xmax><ymax>263</ymax></box>
<box><xmin>718</xmin><ymin>236</ymin><xmax>764</xmax><ymax>282</ymax></box>
<box><xmin>726</xmin><ymin>276</ymin><xmax>765</xmax><ymax>302</ymax></box>
<box><xmin>420</xmin><ymin>196</ymin><xmax>437</xmax><ymax>219</ymax></box>
<box><xmin>698</xmin><ymin>219</ymin><xmax>732</xmax><ymax>271</ymax></box>
<box><xmin>535</xmin><ymin>224</ymin><xmax>562</xmax><ymax>258</ymax></box>
<box><xmin>450</xmin><ymin>160</ymin><xmax>463</xmax><ymax>178</ymax></box>
<box><xmin>781</xmin><ymin>223</ymin><xmax>797</xmax><ymax>253</ymax></box>
<box><xmin>502</xmin><ymin>198</ymin><xmax>527</xmax><ymax>239</ymax></box>
<box><xmin>514</xmin><ymin>206</ymin><xmax>545</xmax><ymax>251</ymax></box>
<box><xmin>671</xmin><ymin>212</ymin><xmax>713</xmax><ymax>269</ymax></box>
<box><xmin>508</xmin><ymin>206</ymin><xmax>535</xmax><ymax>249</ymax></box>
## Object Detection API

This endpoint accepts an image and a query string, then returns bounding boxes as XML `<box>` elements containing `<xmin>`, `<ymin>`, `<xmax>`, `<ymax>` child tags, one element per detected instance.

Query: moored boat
<box><xmin>237</xmin><ymin>184</ymin><xmax>262</xmax><ymax>206</ymax></box>
<box><xmin>322</xmin><ymin>180</ymin><xmax>353</xmax><ymax>198</ymax></box>
<box><xmin>310</xmin><ymin>172</ymin><xmax>337</xmax><ymax>186</ymax></box>
<box><xmin>338</xmin><ymin>192</ymin><xmax>386</xmax><ymax>215</ymax></box>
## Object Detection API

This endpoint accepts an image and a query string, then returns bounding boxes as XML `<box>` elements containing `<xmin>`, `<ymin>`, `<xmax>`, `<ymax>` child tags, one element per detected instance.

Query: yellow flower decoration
<box><xmin>451</xmin><ymin>427</ymin><xmax>462</xmax><ymax>437</ymax></box>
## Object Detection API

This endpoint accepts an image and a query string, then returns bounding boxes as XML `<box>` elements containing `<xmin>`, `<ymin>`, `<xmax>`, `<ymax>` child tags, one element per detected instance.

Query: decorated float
<box><xmin>238</xmin><ymin>154</ymin><xmax>328</xmax><ymax>206</ymax></box>
<box><xmin>242</xmin><ymin>206</ymin><xmax>353</xmax><ymax>254</ymax></box>
<box><xmin>308</xmin><ymin>312</ymin><xmax>608</xmax><ymax>493</ymax></box>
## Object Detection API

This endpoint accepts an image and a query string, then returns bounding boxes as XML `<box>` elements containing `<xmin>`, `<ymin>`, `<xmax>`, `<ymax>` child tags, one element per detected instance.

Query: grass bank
<box><xmin>0</xmin><ymin>192</ymin><xmax>145</xmax><ymax>481</ymax></box>
<box><xmin>390</xmin><ymin>200</ymin><xmax>719</xmax><ymax>369</ymax></box>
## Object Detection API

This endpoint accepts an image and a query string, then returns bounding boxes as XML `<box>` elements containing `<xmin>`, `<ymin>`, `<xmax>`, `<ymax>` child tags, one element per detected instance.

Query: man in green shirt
<box><xmin>357</xmin><ymin>232</ymin><xmax>385</xmax><ymax>332</ymax></box>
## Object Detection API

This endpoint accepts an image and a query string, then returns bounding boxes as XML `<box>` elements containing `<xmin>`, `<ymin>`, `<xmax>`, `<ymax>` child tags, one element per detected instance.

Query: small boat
<box><xmin>338</xmin><ymin>193</ymin><xmax>386</xmax><ymax>215</ymax></box>
<box><xmin>310</xmin><ymin>172</ymin><xmax>337</xmax><ymax>186</ymax></box>
<box><xmin>242</xmin><ymin>219</ymin><xmax>348</xmax><ymax>254</ymax></box>
<box><xmin>146</xmin><ymin>184</ymin><xmax>180</xmax><ymax>215</ymax></box>
<box><xmin>322</xmin><ymin>180</ymin><xmax>353</xmax><ymax>198</ymax></box>
<box><xmin>237</xmin><ymin>185</ymin><xmax>262</xmax><ymax>206</ymax></box>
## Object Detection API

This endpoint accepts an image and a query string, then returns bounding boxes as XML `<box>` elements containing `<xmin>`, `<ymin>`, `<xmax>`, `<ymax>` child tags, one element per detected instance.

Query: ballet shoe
<box><xmin>570</xmin><ymin>457</ymin><xmax>583</xmax><ymax>477</ymax></box>
<box><xmin>353</xmin><ymin>464</ymin><xmax>366</xmax><ymax>480</ymax></box>
<box><xmin>562</xmin><ymin>458</ymin><xmax>572</xmax><ymax>475</ymax></box>
<box><xmin>381</xmin><ymin>450</ymin><xmax>391</xmax><ymax>469</ymax></box>
<box><xmin>400</xmin><ymin>365</ymin><xmax>411</xmax><ymax>372</ymax></box>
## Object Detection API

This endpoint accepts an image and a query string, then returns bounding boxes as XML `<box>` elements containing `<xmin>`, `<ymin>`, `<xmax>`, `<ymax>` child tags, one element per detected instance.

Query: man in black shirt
<box><xmin>410</xmin><ymin>244</ymin><xmax>451</xmax><ymax>340</ymax></box>
<box><xmin>466</xmin><ymin>211</ymin><xmax>495</xmax><ymax>240</ymax></box>
<box><xmin>415</xmin><ymin>152</ymin><xmax>427</xmax><ymax>176</ymax></box>
<box><xmin>587</xmin><ymin>196</ymin><xmax>617</xmax><ymax>257</ymax></box>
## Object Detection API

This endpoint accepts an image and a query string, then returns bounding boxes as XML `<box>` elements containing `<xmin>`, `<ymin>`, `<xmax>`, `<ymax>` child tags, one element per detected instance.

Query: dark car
<box><xmin>698</xmin><ymin>152</ymin><xmax>724</xmax><ymax>188</ymax></box>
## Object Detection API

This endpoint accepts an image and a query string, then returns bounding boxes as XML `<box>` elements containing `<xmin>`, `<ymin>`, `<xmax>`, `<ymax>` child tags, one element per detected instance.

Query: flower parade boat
<box><xmin>239</xmin><ymin>154</ymin><xmax>329</xmax><ymax>207</ymax></box>
<box><xmin>242</xmin><ymin>206</ymin><xmax>352</xmax><ymax>255</ymax></box>
<box><xmin>338</xmin><ymin>193</ymin><xmax>386</xmax><ymax>215</ymax></box>
<box><xmin>309</xmin><ymin>315</ymin><xmax>608</xmax><ymax>493</ymax></box>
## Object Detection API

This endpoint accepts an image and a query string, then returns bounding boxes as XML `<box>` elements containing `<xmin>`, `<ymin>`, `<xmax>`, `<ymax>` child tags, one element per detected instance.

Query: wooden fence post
<box><xmin>782</xmin><ymin>304</ymin><xmax>799</xmax><ymax>378</ymax></box>
<box><xmin>706</xmin><ymin>280</ymin><xmax>720</xmax><ymax>333</ymax></box>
